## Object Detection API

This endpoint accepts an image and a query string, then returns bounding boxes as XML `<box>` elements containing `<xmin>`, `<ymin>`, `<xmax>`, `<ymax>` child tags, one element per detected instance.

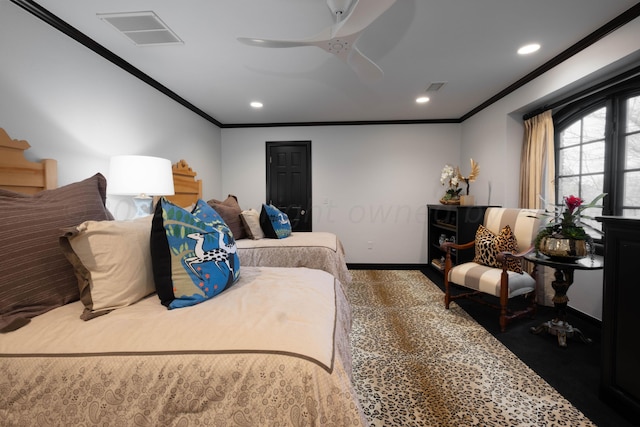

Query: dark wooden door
<box><xmin>266</xmin><ymin>141</ymin><xmax>312</xmax><ymax>231</ymax></box>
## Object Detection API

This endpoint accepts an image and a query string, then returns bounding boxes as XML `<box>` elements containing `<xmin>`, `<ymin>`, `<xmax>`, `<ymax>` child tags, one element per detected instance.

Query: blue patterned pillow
<box><xmin>150</xmin><ymin>198</ymin><xmax>240</xmax><ymax>309</ymax></box>
<box><xmin>260</xmin><ymin>204</ymin><xmax>292</xmax><ymax>239</ymax></box>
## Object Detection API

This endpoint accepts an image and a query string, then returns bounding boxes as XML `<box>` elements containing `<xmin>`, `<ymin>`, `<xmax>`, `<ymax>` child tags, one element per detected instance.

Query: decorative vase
<box><xmin>460</xmin><ymin>195</ymin><xmax>475</xmax><ymax>206</ymax></box>
<box><xmin>537</xmin><ymin>236</ymin><xmax>588</xmax><ymax>261</ymax></box>
<box><xmin>439</xmin><ymin>197</ymin><xmax>460</xmax><ymax>205</ymax></box>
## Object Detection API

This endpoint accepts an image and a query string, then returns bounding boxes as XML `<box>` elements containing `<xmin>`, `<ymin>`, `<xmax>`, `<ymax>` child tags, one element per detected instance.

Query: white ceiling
<box><xmin>19</xmin><ymin>0</ymin><xmax>640</xmax><ymax>125</ymax></box>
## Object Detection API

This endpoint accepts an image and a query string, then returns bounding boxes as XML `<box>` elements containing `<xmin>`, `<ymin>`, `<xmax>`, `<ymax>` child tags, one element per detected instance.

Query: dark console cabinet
<box><xmin>597</xmin><ymin>216</ymin><xmax>640</xmax><ymax>424</ymax></box>
<box><xmin>427</xmin><ymin>205</ymin><xmax>494</xmax><ymax>272</ymax></box>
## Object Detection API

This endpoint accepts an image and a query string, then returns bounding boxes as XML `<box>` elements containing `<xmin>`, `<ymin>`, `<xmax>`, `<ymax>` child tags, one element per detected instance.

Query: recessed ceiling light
<box><xmin>250</xmin><ymin>101</ymin><xmax>263</xmax><ymax>108</ymax></box>
<box><xmin>518</xmin><ymin>43</ymin><xmax>540</xmax><ymax>55</ymax></box>
<box><xmin>416</xmin><ymin>96</ymin><xmax>430</xmax><ymax>104</ymax></box>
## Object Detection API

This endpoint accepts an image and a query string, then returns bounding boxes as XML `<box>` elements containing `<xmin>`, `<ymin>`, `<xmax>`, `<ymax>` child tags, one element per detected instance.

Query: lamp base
<box><xmin>133</xmin><ymin>195</ymin><xmax>153</xmax><ymax>218</ymax></box>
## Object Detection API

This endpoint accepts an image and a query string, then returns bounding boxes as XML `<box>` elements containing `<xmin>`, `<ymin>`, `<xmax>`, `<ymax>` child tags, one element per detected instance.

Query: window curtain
<box><xmin>519</xmin><ymin>110</ymin><xmax>555</xmax><ymax>209</ymax></box>
<box><xmin>519</xmin><ymin>110</ymin><xmax>555</xmax><ymax>306</ymax></box>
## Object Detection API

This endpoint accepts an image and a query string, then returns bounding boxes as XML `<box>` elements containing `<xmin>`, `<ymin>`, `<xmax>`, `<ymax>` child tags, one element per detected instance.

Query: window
<box><xmin>622</xmin><ymin>95</ymin><xmax>640</xmax><ymax>216</ymax></box>
<box><xmin>554</xmin><ymin>77</ymin><xmax>640</xmax><ymax>239</ymax></box>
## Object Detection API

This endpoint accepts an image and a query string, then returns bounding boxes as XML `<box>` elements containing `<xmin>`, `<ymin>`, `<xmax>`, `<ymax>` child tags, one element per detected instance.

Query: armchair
<box><xmin>442</xmin><ymin>208</ymin><xmax>543</xmax><ymax>332</ymax></box>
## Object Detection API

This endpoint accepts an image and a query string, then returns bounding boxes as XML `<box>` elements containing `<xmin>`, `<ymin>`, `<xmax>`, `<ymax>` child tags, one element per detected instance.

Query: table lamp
<box><xmin>108</xmin><ymin>155</ymin><xmax>175</xmax><ymax>218</ymax></box>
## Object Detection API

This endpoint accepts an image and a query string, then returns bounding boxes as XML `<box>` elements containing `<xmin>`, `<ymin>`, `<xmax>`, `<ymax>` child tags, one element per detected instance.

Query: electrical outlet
<box><xmin>367</xmin><ymin>241</ymin><xmax>373</xmax><ymax>250</ymax></box>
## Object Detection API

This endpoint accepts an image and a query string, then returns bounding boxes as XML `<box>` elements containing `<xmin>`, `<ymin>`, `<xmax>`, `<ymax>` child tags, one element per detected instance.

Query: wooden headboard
<box><xmin>0</xmin><ymin>128</ymin><xmax>200</xmax><ymax>205</ymax></box>
<box><xmin>167</xmin><ymin>159</ymin><xmax>203</xmax><ymax>207</ymax></box>
<box><xmin>0</xmin><ymin>128</ymin><xmax>57</xmax><ymax>193</ymax></box>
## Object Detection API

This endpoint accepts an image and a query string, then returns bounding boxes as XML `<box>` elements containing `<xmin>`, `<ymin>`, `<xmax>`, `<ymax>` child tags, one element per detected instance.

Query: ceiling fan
<box><xmin>237</xmin><ymin>0</ymin><xmax>397</xmax><ymax>81</ymax></box>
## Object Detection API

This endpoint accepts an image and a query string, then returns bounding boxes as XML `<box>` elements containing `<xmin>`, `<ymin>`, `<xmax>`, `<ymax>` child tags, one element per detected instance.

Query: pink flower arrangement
<box><xmin>564</xmin><ymin>195</ymin><xmax>584</xmax><ymax>216</ymax></box>
<box><xmin>536</xmin><ymin>193</ymin><xmax>606</xmax><ymax>242</ymax></box>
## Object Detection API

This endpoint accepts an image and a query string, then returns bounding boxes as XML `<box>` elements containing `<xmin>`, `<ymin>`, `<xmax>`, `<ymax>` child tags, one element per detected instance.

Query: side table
<box><xmin>524</xmin><ymin>253</ymin><xmax>604</xmax><ymax>347</ymax></box>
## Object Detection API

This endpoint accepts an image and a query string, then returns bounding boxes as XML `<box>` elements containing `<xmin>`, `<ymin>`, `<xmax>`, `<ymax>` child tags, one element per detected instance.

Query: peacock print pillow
<box><xmin>150</xmin><ymin>198</ymin><xmax>240</xmax><ymax>309</ymax></box>
<box><xmin>260</xmin><ymin>203</ymin><xmax>292</xmax><ymax>239</ymax></box>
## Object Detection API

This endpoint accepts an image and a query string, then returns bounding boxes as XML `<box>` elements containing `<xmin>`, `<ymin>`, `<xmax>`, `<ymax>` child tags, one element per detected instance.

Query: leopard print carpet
<box><xmin>348</xmin><ymin>270</ymin><xmax>595</xmax><ymax>427</ymax></box>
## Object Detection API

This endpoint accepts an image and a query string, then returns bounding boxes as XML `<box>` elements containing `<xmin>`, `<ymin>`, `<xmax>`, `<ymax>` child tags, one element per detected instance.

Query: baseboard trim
<box><xmin>347</xmin><ymin>263</ymin><xmax>428</xmax><ymax>270</ymax></box>
<box><xmin>566</xmin><ymin>306</ymin><xmax>602</xmax><ymax>327</ymax></box>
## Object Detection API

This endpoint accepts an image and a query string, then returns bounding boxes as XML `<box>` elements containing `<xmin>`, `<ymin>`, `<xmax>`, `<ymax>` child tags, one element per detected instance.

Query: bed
<box><xmin>170</xmin><ymin>160</ymin><xmax>352</xmax><ymax>285</ymax></box>
<box><xmin>0</xmin><ymin>129</ymin><xmax>365</xmax><ymax>426</ymax></box>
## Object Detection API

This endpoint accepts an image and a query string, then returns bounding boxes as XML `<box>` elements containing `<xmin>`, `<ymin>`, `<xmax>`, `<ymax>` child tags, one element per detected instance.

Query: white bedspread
<box><xmin>1</xmin><ymin>267</ymin><xmax>336</xmax><ymax>370</ymax></box>
<box><xmin>1</xmin><ymin>267</ymin><xmax>365</xmax><ymax>426</ymax></box>
<box><xmin>237</xmin><ymin>232</ymin><xmax>352</xmax><ymax>285</ymax></box>
<box><xmin>237</xmin><ymin>231</ymin><xmax>338</xmax><ymax>250</ymax></box>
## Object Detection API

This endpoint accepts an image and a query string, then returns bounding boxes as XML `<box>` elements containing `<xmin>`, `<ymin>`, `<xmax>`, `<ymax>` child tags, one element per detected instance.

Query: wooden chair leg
<box><xmin>499</xmin><ymin>268</ymin><xmax>509</xmax><ymax>332</ymax></box>
<box><xmin>444</xmin><ymin>270</ymin><xmax>452</xmax><ymax>309</ymax></box>
<box><xmin>444</xmin><ymin>251</ymin><xmax>452</xmax><ymax>309</ymax></box>
<box><xmin>445</xmin><ymin>287</ymin><xmax>451</xmax><ymax>309</ymax></box>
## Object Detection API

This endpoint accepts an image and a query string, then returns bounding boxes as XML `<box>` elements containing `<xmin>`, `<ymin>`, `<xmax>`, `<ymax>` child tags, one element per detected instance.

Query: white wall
<box><xmin>0</xmin><ymin>1</ymin><xmax>222</xmax><ymax>219</ymax></box>
<box><xmin>222</xmin><ymin>124</ymin><xmax>461</xmax><ymax>263</ymax></box>
<box><xmin>460</xmin><ymin>16</ymin><xmax>640</xmax><ymax>319</ymax></box>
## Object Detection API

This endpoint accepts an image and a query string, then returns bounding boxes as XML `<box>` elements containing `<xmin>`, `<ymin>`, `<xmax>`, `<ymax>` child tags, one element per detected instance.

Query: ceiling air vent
<box><xmin>426</xmin><ymin>81</ymin><xmax>447</xmax><ymax>92</ymax></box>
<box><xmin>98</xmin><ymin>11</ymin><xmax>183</xmax><ymax>46</ymax></box>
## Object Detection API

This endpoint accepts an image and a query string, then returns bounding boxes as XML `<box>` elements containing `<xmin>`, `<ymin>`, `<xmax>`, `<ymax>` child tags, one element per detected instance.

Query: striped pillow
<box><xmin>0</xmin><ymin>174</ymin><xmax>113</xmax><ymax>332</ymax></box>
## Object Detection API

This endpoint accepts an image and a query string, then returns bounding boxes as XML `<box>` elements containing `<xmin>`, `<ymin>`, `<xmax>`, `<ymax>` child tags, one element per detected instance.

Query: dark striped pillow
<box><xmin>0</xmin><ymin>174</ymin><xmax>113</xmax><ymax>332</ymax></box>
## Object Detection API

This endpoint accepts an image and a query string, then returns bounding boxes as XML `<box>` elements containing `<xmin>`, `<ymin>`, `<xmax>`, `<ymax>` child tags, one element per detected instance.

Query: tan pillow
<box><xmin>59</xmin><ymin>215</ymin><xmax>156</xmax><ymax>320</ymax></box>
<box><xmin>207</xmin><ymin>194</ymin><xmax>246</xmax><ymax>239</ymax></box>
<box><xmin>494</xmin><ymin>225</ymin><xmax>522</xmax><ymax>273</ymax></box>
<box><xmin>0</xmin><ymin>174</ymin><xmax>113</xmax><ymax>332</ymax></box>
<box><xmin>473</xmin><ymin>224</ymin><xmax>522</xmax><ymax>273</ymax></box>
<box><xmin>240</xmin><ymin>208</ymin><xmax>265</xmax><ymax>239</ymax></box>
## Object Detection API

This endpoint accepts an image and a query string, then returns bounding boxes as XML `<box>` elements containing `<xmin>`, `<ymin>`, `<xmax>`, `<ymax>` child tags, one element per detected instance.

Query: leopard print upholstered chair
<box><xmin>442</xmin><ymin>208</ymin><xmax>543</xmax><ymax>332</ymax></box>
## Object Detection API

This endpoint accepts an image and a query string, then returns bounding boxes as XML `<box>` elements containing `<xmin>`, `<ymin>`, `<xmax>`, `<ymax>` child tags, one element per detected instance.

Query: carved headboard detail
<box><xmin>0</xmin><ymin>128</ymin><xmax>57</xmax><ymax>194</ymax></box>
<box><xmin>167</xmin><ymin>159</ymin><xmax>203</xmax><ymax>207</ymax></box>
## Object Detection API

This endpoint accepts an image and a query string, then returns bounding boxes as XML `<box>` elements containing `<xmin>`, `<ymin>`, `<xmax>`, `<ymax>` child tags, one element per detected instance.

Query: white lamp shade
<box><xmin>108</xmin><ymin>155</ymin><xmax>175</xmax><ymax>196</ymax></box>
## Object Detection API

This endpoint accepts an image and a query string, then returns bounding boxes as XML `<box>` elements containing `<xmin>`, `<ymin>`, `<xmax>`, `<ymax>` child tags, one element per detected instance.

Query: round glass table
<box><xmin>524</xmin><ymin>253</ymin><xmax>604</xmax><ymax>347</ymax></box>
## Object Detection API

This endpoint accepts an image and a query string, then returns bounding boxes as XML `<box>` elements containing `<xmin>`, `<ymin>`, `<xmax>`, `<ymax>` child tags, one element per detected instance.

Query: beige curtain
<box><xmin>519</xmin><ymin>110</ymin><xmax>555</xmax><ymax>209</ymax></box>
<box><xmin>519</xmin><ymin>110</ymin><xmax>555</xmax><ymax>306</ymax></box>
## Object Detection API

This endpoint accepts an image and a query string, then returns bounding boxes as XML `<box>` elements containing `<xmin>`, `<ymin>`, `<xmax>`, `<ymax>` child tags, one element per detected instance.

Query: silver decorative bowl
<box><xmin>537</xmin><ymin>236</ymin><xmax>588</xmax><ymax>261</ymax></box>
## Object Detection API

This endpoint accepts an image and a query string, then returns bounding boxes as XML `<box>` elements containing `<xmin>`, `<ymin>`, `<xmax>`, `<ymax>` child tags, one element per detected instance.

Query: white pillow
<box><xmin>240</xmin><ymin>208</ymin><xmax>265</xmax><ymax>239</ymax></box>
<box><xmin>60</xmin><ymin>215</ymin><xmax>155</xmax><ymax>320</ymax></box>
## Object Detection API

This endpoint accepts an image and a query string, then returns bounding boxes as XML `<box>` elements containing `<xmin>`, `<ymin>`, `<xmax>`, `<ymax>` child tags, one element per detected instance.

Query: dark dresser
<box><xmin>597</xmin><ymin>216</ymin><xmax>640</xmax><ymax>424</ymax></box>
<box><xmin>427</xmin><ymin>205</ymin><xmax>496</xmax><ymax>272</ymax></box>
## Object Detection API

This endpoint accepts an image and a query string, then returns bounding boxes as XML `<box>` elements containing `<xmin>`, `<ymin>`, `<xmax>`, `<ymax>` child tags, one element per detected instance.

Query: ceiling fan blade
<box><xmin>238</xmin><ymin>27</ymin><xmax>333</xmax><ymax>49</ymax></box>
<box><xmin>347</xmin><ymin>45</ymin><xmax>383</xmax><ymax>81</ymax></box>
<box><xmin>237</xmin><ymin>37</ymin><xmax>314</xmax><ymax>48</ymax></box>
<box><xmin>333</xmin><ymin>0</ymin><xmax>397</xmax><ymax>38</ymax></box>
